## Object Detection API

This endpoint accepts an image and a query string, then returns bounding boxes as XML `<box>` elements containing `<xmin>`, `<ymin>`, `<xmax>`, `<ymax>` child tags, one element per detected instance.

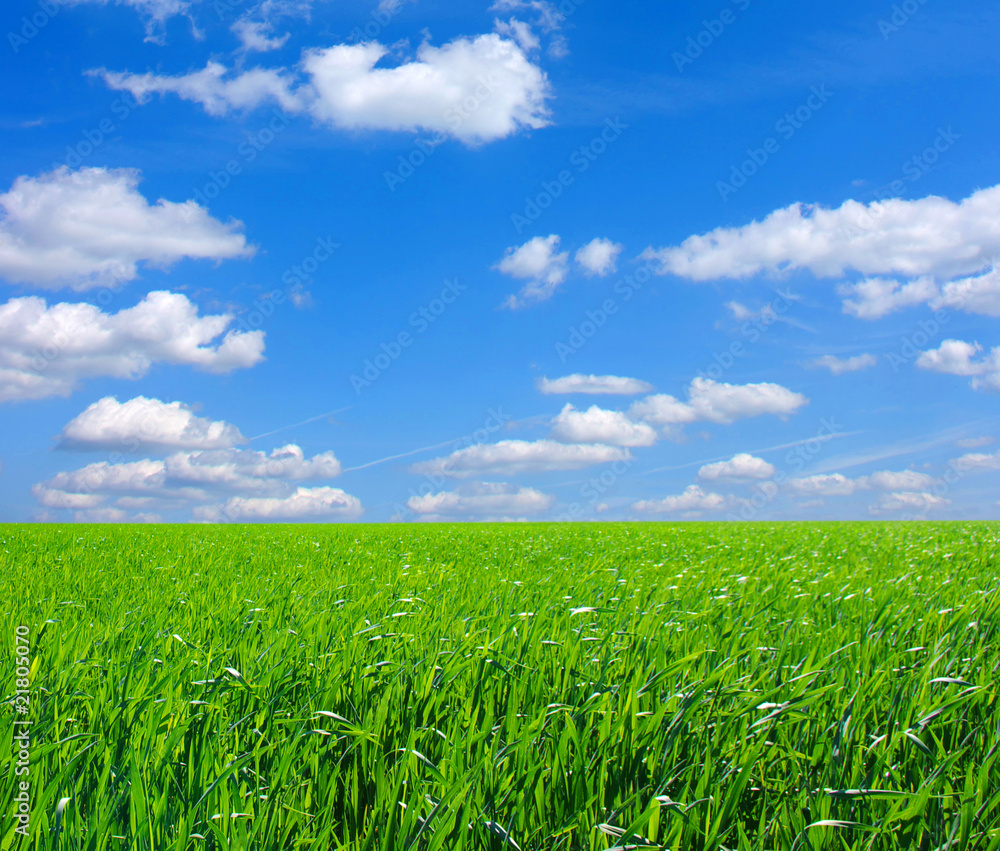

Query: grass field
<box><xmin>2</xmin><ymin>522</ymin><xmax>998</xmax><ymax>850</ymax></box>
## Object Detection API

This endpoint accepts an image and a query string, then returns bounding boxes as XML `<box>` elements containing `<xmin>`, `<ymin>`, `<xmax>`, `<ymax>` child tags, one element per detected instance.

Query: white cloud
<box><xmin>0</xmin><ymin>167</ymin><xmax>253</xmax><ymax>289</ymax></box>
<box><xmin>493</xmin><ymin>18</ymin><xmax>540</xmax><ymax>52</ymax></box>
<box><xmin>575</xmin><ymin>238</ymin><xmax>623</xmax><ymax>277</ymax></box>
<box><xmin>410</xmin><ymin>439</ymin><xmax>630</xmax><ymax>479</ymax></box>
<box><xmin>643</xmin><ymin>186</ymin><xmax>1000</xmax><ymax>319</ymax></box>
<box><xmin>551</xmin><ymin>404</ymin><xmax>657</xmax><ymax>447</ymax></box>
<box><xmin>232</xmin><ymin>17</ymin><xmax>291</xmax><ymax>52</ymax></box>
<box><xmin>490</xmin><ymin>0</ymin><xmax>569</xmax><ymax>55</ymax></box>
<box><xmin>537</xmin><ymin>374</ymin><xmax>653</xmax><ymax>395</ymax></box>
<box><xmin>79</xmin><ymin>508</ymin><xmax>160</xmax><ymax>523</ymax></box>
<box><xmin>407</xmin><ymin>481</ymin><xmax>554</xmax><ymax>517</ymax></box>
<box><xmin>789</xmin><ymin>473</ymin><xmax>860</xmax><ymax>497</ymax></box>
<box><xmin>68</xmin><ymin>0</ymin><xmax>191</xmax><ymax>42</ymax></box>
<box><xmin>870</xmin><ymin>491</ymin><xmax>951</xmax><ymax>514</ymax></box>
<box><xmin>33</xmin><ymin>459</ymin><xmax>170</xmax><ymax>508</ymax></box>
<box><xmin>630</xmin><ymin>378</ymin><xmax>807</xmax><ymax>428</ymax></box>
<box><xmin>807</xmin><ymin>353</ymin><xmax>878</xmax><ymax>375</ymax></box>
<box><xmin>838</xmin><ymin>277</ymin><xmax>938</xmax><ymax>319</ymax></box>
<box><xmin>32</xmin><ymin>441</ymin><xmax>356</xmax><ymax>521</ymax></box>
<box><xmin>952</xmin><ymin>450</ymin><xmax>1000</xmax><ymax>472</ymax></box>
<box><xmin>163</xmin><ymin>444</ymin><xmax>341</xmax><ymax>491</ymax></box>
<box><xmin>496</xmin><ymin>235</ymin><xmax>569</xmax><ymax>308</ymax></box>
<box><xmin>195</xmin><ymin>487</ymin><xmax>363</xmax><ymax>521</ymax></box>
<box><xmin>790</xmin><ymin>469</ymin><xmax>937</xmax><ymax>496</ymax></box>
<box><xmin>643</xmin><ymin>185</ymin><xmax>1000</xmax><ymax>283</ymax></box>
<box><xmin>58</xmin><ymin>396</ymin><xmax>246</xmax><ymax>452</ymax></box>
<box><xmin>916</xmin><ymin>340</ymin><xmax>1000</xmax><ymax>391</ymax></box>
<box><xmin>935</xmin><ymin>266</ymin><xmax>1000</xmax><ymax>317</ymax></box>
<box><xmin>99</xmin><ymin>33</ymin><xmax>551</xmax><ymax>145</ymax></box>
<box><xmin>866</xmin><ymin>470</ymin><xmax>937</xmax><ymax>491</ymax></box>
<box><xmin>98</xmin><ymin>63</ymin><xmax>306</xmax><ymax>117</ymax></box>
<box><xmin>698</xmin><ymin>453</ymin><xmax>775</xmax><ymax>481</ymax></box>
<box><xmin>0</xmin><ymin>291</ymin><xmax>264</xmax><ymax>404</ymax></box>
<box><xmin>632</xmin><ymin>485</ymin><xmax>728</xmax><ymax>515</ymax></box>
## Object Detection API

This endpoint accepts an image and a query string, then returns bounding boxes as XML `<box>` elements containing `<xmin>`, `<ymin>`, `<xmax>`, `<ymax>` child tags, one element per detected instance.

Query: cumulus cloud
<box><xmin>99</xmin><ymin>33</ymin><xmax>551</xmax><ymax>145</ymax></box>
<box><xmin>838</xmin><ymin>277</ymin><xmax>938</xmax><ymax>320</ymax></box>
<box><xmin>870</xmin><ymin>491</ymin><xmax>951</xmax><ymax>515</ymax></box>
<box><xmin>934</xmin><ymin>265</ymin><xmax>1000</xmax><ymax>316</ymax></box>
<box><xmin>790</xmin><ymin>469</ymin><xmax>937</xmax><ymax>497</ymax></box>
<box><xmin>632</xmin><ymin>485</ymin><xmax>728</xmax><ymax>515</ymax></box>
<box><xmin>0</xmin><ymin>291</ymin><xmax>265</xmax><ymax>404</ymax></box>
<box><xmin>537</xmin><ymin>374</ymin><xmax>653</xmax><ymax>395</ymax></box>
<box><xmin>807</xmin><ymin>353</ymin><xmax>878</xmax><ymax>375</ymax></box>
<box><xmin>952</xmin><ymin>450</ymin><xmax>1000</xmax><ymax>472</ymax></box>
<box><xmin>195</xmin><ymin>487</ymin><xmax>363</xmax><ymax>521</ymax></box>
<box><xmin>32</xmin><ymin>441</ymin><xmax>357</xmax><ymax>521</ymax></box>
<box><xmin>644</xmin><ymin>186</ymin><xmax>1000</xmax><ymax>283</ymax></box>
<box><xmin>58</xmin><ymin>396</ymin><xmax>246</xmax><ymax>452</ymax></box>
<box><xmin>643</xmin><ymin>186</ymin><xmax>1000</xmax><ymax>318</ymax></box>
<box><xmin>496</xmin><ymin>235</ymin><xmax>569</xmax><ymax>308</ymax></box>
<box><xmin>698</xmin><ymin>453</ymin><xmax>775</xmax><ymax>481</ymax></box>
<box><xmin>916</xmin><ymin>340</ymin><xmax>1000</xmax><ymax>392</ymax></box>
<box><xmin>865</xmin><ymin>470</ymin><xmax>937</xmax><ymax>491</ymax></box>
<box><xmin>575</xmin><ymin>238</ymin><xmax>623</xmax><ymax>277</ymax></box>
<box><xmin>630</xmin><ymin>378</ymin><xmax>808</xmax><ymax>428</ymax></box>
<box><xmin>410</xmin><ymin>439</ymin><xmax>630</xmax><ymax>479</ymax></box>
<box><xmin>788</xmin><ymin>473</ymin><xmax>860</xmax><ymax>497</ymax></box>
<box><xmin>551</xmin><ymin>404</ymin><xmax>657</xmax><ymax>447</ymax></box>
<box><xmin>0</xmin><ymin>167</ymin><xmax>253</xmax><ymax>289</ymax></box>
<box><xmin>407</xmin><ymin>481</ymin><xmax>554</xmax><ymax>517</ymax></box>
<box><xmin>163</xmin><ymin>444</ymin><xmax>341</xmax><ymax>491</ymax></box>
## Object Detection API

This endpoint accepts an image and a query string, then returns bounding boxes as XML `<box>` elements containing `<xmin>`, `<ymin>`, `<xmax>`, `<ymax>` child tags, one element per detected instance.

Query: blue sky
<box><xmin>2</xmin><ymin>0</ymin><xmax>1000</xmax><ymax>522</ymax></box>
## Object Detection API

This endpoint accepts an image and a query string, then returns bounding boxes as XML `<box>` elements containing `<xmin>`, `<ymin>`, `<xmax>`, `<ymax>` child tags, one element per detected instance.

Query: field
<box><xmin>1</xmin><ymin>522</ymin><xmax>999</xmax><ymax>850</ymax></box>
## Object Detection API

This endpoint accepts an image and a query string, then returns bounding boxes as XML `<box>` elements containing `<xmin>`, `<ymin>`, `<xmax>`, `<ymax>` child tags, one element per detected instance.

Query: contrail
<box><xmin>340</xmin><ymin>413</ymin><xmax>545</xmax><ymax>474</ymax></box>
<box><xmin>340</xmin><ymin>438</ymin><xmax>470</xmax><ymax>474</ymax></box>
<box><xmin>248</xmin><ymin>407</ymin><xmax>352</xmax><ymax>442</ymax></box>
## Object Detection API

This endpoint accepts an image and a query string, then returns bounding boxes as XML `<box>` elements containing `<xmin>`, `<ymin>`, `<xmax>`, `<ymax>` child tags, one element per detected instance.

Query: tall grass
<box><xmin>1</xmin><ymin>522</ymin><xmax>998</xmax><ymax>849</ymax></box>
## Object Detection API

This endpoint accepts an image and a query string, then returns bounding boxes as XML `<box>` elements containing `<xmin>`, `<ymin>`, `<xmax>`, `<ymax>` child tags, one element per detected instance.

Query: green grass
<box><xmin>1</xmin><ymin>522</ymin><xmax>998</xmax><ymax>850</ymax></box>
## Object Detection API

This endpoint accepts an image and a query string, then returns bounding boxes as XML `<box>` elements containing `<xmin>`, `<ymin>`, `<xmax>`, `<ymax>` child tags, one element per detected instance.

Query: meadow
<box><xmin>1</xmin><ymin>522</ymin><xmax>998</xmax><ymax>850</ymax></box>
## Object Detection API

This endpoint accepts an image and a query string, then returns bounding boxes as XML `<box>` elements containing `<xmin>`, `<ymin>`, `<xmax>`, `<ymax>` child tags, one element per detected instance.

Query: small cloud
<box><xmin>806</xmin><ymin>353</ymin><xmax>878</xmax><ymax>375</ymax></box>
<box><xmin>575</xmin><ymin>238</ymin><xmax>623</xmax><ymax>277</ymax></box>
